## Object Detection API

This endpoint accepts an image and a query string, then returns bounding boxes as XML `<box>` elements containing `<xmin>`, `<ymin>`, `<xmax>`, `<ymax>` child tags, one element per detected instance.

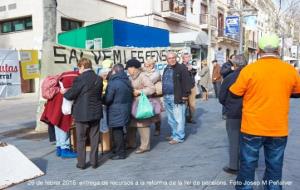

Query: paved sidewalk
<box><xmin>1</xmin><ymin>96</ymin><xmax>299</xmax><ymax>190</ymax></box>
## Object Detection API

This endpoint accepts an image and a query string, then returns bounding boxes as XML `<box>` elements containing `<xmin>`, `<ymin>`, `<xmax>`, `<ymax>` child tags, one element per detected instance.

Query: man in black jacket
<box><xmin>104</xmin><ymin>64</ymin><xmax>133</xmax><ymax>160</ymax></box>
<box><xmin>218</xmin><ymin>54</ymin><xmax>247</xmax><ymax>175</ymax></box>
<box><xmin>64</xmin><ymin>58</ymin><xmax>103</xmax><ymax>169</ymax></box>
<box><xmin>162</xmin><ymin>52</ymin><xmax>191</xmax><ymax>144</ymax></box>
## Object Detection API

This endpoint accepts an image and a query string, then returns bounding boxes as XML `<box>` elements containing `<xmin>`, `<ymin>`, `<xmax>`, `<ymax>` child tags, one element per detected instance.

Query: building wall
<box><xmin>0</xmin><ymin>0</ymin><xmax>127</xmax><ymax>50</ymax></box>
<box><xmin>0</xmin><ymin>0</ymin><xmax>44</xmax><ymax>49</ymax></box>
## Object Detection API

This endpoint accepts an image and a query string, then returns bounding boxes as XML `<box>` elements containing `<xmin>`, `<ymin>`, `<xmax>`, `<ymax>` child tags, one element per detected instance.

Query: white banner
<box><xmin>41</xmin><ymin>44</ymin><xmax>182</xmax><ymax>77</ymax></box>
<box><xmin>0</xmin><ymin>50</ymin><xmax>21</xmax><ymax>98</ymax></box>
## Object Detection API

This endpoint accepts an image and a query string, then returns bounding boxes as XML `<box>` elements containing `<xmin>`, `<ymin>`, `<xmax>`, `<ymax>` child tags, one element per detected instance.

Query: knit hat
<box><xmin>126</xmin><ymin>59</ymin><xmax>141</xmax><ymax>69</ymax></box>
<box><xmin>258</xmin><ymin>34</ymin><xmax>280</xmax><ymax>52</ymax></box>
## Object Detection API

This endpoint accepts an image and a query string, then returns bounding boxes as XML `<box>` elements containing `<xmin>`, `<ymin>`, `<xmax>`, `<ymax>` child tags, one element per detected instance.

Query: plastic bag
<box><xmin>59</xmin><ymin>81</ymin><xmax>73</xmax><ymax>115</ymax></box>
<box><xmin>136</xmin><ymin>92</ymin><xmax>154</xmax><ymax>119</ymax></box>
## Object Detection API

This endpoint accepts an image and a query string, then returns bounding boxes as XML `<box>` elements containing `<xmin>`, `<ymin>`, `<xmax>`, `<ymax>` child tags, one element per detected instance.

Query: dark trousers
<box><xmin>226</xmin><ymin>119</ymin><xmax>241</xmax><ymax>170</ymax></box>
<box><xmin>213</xmin><ymin>81</ymin><xmax>221</xmax><ymax>98</ymax></box>
<box><xmin>75</xmin><ymin>120</ymin><xmax>100</xmax><ymax>167</ymax></box>
<box><xmin>48</xmin><ymin>124</ymin><xmax>56</xmax><ymax>142</ymax></box>
<box><xmin>236</xmin><ymin>133</ymin><xmax>287</xmax><ymax>190</ymax></box>
<box><xmin>112</xmin><ymin>127</ymin><xmax>126</xmax><ymax>157</ymax></box>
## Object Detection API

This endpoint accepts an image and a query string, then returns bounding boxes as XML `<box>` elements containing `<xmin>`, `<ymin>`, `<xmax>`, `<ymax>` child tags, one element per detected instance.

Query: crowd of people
<box><xmin>41</xmin><ymin>34</ymin><xmax>300</xmax><ymax>190</ymax></box>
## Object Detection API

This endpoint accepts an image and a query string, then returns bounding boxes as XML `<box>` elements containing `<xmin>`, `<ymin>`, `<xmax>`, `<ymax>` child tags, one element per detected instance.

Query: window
<box><xmin>0</xmin><ymin>16</ymin><xmax>32</xmax><ymax>34</ymax></box>
<box><xmin>8</xmin><ymin>3</ymin><xmax>16</xmax><ymax>10</ymax></box>
<box><xmin>61</xmin><ymin>18</ymin><xmax>83</xmax><ymax>31</ymax></box>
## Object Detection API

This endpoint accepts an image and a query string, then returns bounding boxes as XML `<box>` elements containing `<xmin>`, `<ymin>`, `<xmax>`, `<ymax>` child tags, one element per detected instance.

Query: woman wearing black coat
<box><xmin>64</xmin><ymin>58</ymin><xmax>103</xmax><ymax>169</ymax></box>
<box><xmin>104</xmin><ymin>64</ymin><xmax>133</xmax><ymax>160</ymax></box>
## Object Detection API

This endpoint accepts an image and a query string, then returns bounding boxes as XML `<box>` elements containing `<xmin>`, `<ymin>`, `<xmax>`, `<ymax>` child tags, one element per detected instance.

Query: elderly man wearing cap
<box><xmin>218</xmin><ymin>54</ymin><xmax>247</xmax><ymax>175</ymax></box>
<box><xmin>230</xmin><ymin>34</ymin><xmax>300</xmax><ymax>190</ymax></box>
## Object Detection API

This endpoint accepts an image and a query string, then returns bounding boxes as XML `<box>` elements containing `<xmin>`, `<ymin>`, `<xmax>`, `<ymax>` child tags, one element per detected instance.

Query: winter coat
<box><xmin>199</xmin><ymin>65</ymin><xmax>210</xmax><ymax>91</ymax></box>
<box><xmin>129</xmin><ymin>70</ymin><xmax>159</xmax><ymax>127</ymax></box>
<box><xmin>218</xmin><ymin>68</ymin><xmax>243</xmax><ymax>119</ymax></box>
<box><xmin>64</xmin><ymin>70</ymin><xmax>103</xmax><ymax>122</ymax></box>
<box><xmin>40</xmin><ymin>71</ymin><xmax>79</xmax><ymax>132</ymax></box>
<box><xmin>212</xmin><ymin>64</ymin><xmax>222</xmax><ymax>83</ymax></box>
<box><xmin>163</xmin><ymin>62</ymin><xmax>192</xmax><ymax>104</ymax></box>
<box><xmin>104</xmin><ymin>71</ymin><xmax>133</xmax><ymax>128</ymax></box>
<box><xmin>144</xmin><ymin>68</ymin><xmax>161</xmax><ymax>84</ymax></box>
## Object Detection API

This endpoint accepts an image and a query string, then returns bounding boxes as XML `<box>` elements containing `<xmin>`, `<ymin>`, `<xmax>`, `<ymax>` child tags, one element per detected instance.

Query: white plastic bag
<box><xmin>59</xmin><ymin>81</ymin><xmax>73</xmax><ymax>115</ymax></box>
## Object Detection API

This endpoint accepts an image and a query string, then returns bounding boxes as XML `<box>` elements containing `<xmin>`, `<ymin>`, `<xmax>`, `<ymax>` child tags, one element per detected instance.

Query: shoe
<box><xmin>223</xmin><ymin>167</ymin><xmax>238</xmax><ymax>175</ymax></box>
<box><xmin>165</xmin><ymin>136</ymin><xmax>173</xmax><ymax>141</ymax></box>
<box><xmin>91</xmin><ymin>163</ymin><xmax>99</xmax><ymax>169</ymax></box>
<box><xmin>61</xmin><ymin>149</ymin><xmax>77</xmax><ymax>158</ymax></box>
<box><xmin>135</xmin><ymin>148</ymin><xmax>149</xmax><ymax>154</ymax></box>
<box><xmin>169</xmin><ymin>140</ymin><xmax>180</xmax><ymax>145</ymax></box>
<box><xmin>56</xmin><ymin>147</ymin><xmax>61</xmax><ymax>157</ymax></box>
<box><xmin>111</xmin><ymin>155</ymin><xmax>126</xmax><ymax>160</ymax></box>
<box><xmin>154</xmin><ymin>130</ymin><xmax>160</xmax><ymax>136</ymax></box>
<box><xmin>187</xmin><ymin>119</ymin><xmax>197</xmax><ymax>124</ymax></box>
<box><xmin>76</xmin><ymin>163</ymin><xmax>87</xmax><ymax>170</ymax></box>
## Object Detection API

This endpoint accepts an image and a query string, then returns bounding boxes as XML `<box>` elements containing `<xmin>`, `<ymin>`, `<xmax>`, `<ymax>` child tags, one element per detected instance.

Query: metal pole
<box><xmin>239</xmin><ymin>13</ymin><xmax>243</xmax><ymax>53</ymax></box>
<box><xmin>207</xmin><ymin>0</ymin><xmax>212</xmax><ymax>64</ymax></box>
<box><xmin>239</xmin><ymin>0</ymin><xmax>243</xmax><ymax>53</ymax></box>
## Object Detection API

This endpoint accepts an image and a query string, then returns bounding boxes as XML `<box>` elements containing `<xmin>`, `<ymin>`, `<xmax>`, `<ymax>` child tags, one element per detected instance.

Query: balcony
<box><xmin>200</xmin><ymin>14</ymin><xmax>217</xmax><ymax>29</ymax></box>
<box><xmin>217</xmin><ymin>28</ymin><xmax>239</xmax><ymax>43</ymax></box>
<box><xmin>161</xmin><ymin>0</ymin><xmax>186</xmax><ymax>22</ymax></box>
<box><xmin>247</xmin><ymin>40</ymin><xmax>258</xmax><ymax>49</ymax></box>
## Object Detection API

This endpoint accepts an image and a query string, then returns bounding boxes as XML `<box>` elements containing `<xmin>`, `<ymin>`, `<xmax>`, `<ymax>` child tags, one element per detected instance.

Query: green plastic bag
<box><xmin>136</xmin><ymin>92</ymin><xmax>154</xmax><ymax>119</ymax></box>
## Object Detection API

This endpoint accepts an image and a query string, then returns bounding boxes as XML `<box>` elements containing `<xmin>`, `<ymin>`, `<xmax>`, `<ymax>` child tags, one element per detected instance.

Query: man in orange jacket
<box><xmin>230</xmin><ymin>34</ymin><xmax>300</xmax><ymax>190</ymax></box>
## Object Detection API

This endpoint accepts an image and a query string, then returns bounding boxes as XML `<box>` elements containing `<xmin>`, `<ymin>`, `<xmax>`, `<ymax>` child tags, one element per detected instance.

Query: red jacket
<box><xmin>41</xmin><ymin>71</ymin><xmax>79</xmax><ymax>132</ymax></box>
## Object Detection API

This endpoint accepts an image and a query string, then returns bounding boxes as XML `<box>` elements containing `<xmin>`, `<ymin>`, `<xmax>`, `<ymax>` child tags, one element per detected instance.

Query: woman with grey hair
<box><xmin>218</xmin><ymin>54</ymin><xmax>247</xmax><ymax>175</ymax></box>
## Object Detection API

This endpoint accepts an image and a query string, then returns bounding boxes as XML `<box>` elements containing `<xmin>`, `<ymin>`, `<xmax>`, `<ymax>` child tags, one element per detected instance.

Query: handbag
<box><xmin>59</xmin><ymin>81</ymin><xmax>73</xmax><ymax>115</ymax></box>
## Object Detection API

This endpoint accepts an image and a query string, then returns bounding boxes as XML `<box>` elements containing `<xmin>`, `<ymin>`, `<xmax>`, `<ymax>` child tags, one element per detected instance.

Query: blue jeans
<box><xmin>54</xmin><ymin>126</ymin><xmax>70</xmax><ymax>149</ymax></box>
<box><xmin>163</xmin><ymin>95</ymin><xmax>186</xmax><ymax>142</ymax></box>
<box><xmin>236</xmin><ymin>133</ymin><xmax>287</xmax><ymax>190</ymax></box>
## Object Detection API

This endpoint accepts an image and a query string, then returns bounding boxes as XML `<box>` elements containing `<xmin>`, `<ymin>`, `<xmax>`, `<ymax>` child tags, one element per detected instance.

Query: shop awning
<box><xmin>169</xmin><ymin>31</ymin><xmax>209</xmax><ymax>46</ymax></box>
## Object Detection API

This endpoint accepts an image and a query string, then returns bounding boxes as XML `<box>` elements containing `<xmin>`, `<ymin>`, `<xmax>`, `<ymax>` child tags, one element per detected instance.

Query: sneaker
<box><xmin>61</xmin><ymin>149</ymin><xmax>77</xmax><ymax>158</ymax></box>
<box><xmin>165</xmin><ymin>136</ymin><xmax>173</xmax><ymax>141</ymax></box>
<box><xmin>56</xmin><ymin>147</ymin><xmax>61</xmax><ymax>157</ymax></box>
<box><xmin>223</xmin><ymin>166</ymin><xmax>238</xmax><ymax>175</ymax></box>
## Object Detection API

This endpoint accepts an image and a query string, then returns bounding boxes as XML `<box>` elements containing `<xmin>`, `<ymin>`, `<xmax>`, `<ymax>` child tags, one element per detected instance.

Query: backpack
<box><xmin>41</xmin><ymin>74</ymin><xmax>61</xmax><ymax>100</ymax></box>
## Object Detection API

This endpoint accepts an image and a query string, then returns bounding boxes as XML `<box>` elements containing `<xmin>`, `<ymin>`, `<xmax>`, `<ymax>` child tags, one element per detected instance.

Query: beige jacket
<box><xmin>130</xmin><ymin>70</ymin><xmax>155</xmax><ymax>96</ymax></box>
<box><xmin>129</xmin><ymin>70</ymin><xmax>159</xmax><ymax>127</ymax></box>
